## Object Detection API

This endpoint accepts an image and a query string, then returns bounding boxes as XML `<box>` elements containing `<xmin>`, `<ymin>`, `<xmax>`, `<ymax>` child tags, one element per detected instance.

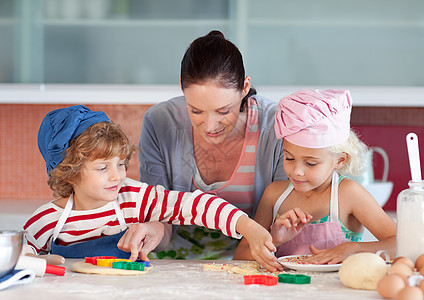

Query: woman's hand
<box><xmin>236</xmin><ymin>215</ymin><xmax>282</xmax><ymax>272</ymax></box>
<box><xmin>270</xmin><ymin>208</ymin><xmax>312</xmax><ymax>246</ymax></box>
<box><xmin>117</xmin><ymin>221</ymin><xmax>166</xmax><ymax>261</ymax></box>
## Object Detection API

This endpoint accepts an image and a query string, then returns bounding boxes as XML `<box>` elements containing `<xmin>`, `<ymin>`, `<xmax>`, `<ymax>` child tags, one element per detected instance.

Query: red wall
<box><xmin>0</xmin><ymin>104</ymin><xmax>151</xmax><ymax>201</ymax></box>
<box><xmin>352</xmin><ymin>118</ymin><xmax>424</xmax><ymax>211</ymax></box>
<box><xmin>1</xmin><ymin>104</ymin><xmax>423</xmax><ymax>212</ymax></box>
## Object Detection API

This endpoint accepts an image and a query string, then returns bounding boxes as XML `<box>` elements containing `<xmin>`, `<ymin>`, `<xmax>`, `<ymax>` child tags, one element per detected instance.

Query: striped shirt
<box><xmin>192</xmin><ymin>97</ymin><xmax>260</xmax><ymax>216</ymax></box>
<box><xmin>23</xmin><ymin>178</ymin><xmax>246</xmax><ymax>254</ymax></box>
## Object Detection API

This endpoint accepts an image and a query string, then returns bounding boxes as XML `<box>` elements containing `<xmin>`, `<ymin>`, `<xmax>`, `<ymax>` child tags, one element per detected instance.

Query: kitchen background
<box><xmin>1</xmin><ymin>0</ymin><xmax>424</xmax><ymax>231</ymax></box>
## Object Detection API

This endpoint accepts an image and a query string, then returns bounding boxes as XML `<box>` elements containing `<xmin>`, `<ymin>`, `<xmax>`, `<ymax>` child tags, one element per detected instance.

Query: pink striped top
<box><xmin>23</xmin><ymin>178</ymin><xmax>246</xmax><ymax>254</ymax></box>
<box><xmin>192</xmin><ymin>98</ymin><xmax>260</xmax><ymax>216</ymax></box>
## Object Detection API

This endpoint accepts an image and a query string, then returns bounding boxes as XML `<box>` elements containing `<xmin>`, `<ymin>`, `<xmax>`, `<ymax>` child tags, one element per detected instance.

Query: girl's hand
<box><xmin>302</xmin><ymin>242</ymin><xmax>357</xmax><ymax>265</ymax></box>
<box><xmin>270</xmin><ymin>208</ymin><xmax>312</xmax><ymax>246</ymax></box>
<box><xmin>236</xmin><ymin>215</ymin><xmax>282</xmax><ymax>272</ymax></box>
<box><xmin>117</xmin><ymin>221</ymin><xmax>165</xmax><ymax>261</ymax></box>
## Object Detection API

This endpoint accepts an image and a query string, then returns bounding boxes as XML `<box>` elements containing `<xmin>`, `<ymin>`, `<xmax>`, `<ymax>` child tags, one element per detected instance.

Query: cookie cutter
<box><xmin>85</xmin><ymin>256</ymin><xmax>151</xmax><ymax>267</ymax></box>
<box><xmin>96</xmin><ymin>258</ymin><xmax>132</xmax><ymax>267</ymax></box>
<box><xmin>243</xmin><ymin>275</ymin><xmax>278</xmax><ymax>286</ymax></box>
<box><xmin>134</xmin><ymin>259</ymin><xmax>151</xmax><ymax>267</ymax></box>
<box><xmin>112</xmin><ymin>261</ymin><xmax>145</xmax><ymax>271</ymax></box>
<box><xmin>277</xmin><ymin>273</ymin><xmax>311</xmax><ymax>284</ymax></box>
<box><xmin>85</xmin><ymin>256</ymin><xmax>117</xmax><ymax>265</ymax></box>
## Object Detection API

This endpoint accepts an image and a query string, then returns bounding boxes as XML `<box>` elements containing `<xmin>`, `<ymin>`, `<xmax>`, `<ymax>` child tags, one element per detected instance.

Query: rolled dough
<box><xmin>71</xmin><ymin>261</ymin><xmax>153</xmax><ymax>276</ymax></box>
<box><xmin>203</xmin><ymin>261</ymin><xmax>262</xmax><ymax>275</ymax></box>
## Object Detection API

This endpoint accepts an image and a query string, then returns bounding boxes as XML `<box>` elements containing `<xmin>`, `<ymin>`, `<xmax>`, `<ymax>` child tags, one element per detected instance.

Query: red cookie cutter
<box><xmin>243</xmin><ymin>275</ymin><xmax>278</xmax><ymax>286</ymax></box>
<box><xmin>85</xmin><ymin>256</ymin><xmax>117</xmax><ymax>265</ymax></box>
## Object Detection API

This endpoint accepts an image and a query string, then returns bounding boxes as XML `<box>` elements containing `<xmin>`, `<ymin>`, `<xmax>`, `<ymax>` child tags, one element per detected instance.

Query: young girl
<box><xmin>234</xmin><ymin>89</ymin><xmax>396</xmax><ymax>264</ymax></box>
<box><xmin>24</xmin><ymin>105</ymin><xmax>281</xmax><ymax>271</ymax></box>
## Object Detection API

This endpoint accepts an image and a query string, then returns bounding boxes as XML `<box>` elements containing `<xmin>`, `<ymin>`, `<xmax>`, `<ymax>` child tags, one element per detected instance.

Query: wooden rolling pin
<box><xmin>25</xmin><ymin>253</ymin><xmax>65</xmax><ymax>265</ymax></box>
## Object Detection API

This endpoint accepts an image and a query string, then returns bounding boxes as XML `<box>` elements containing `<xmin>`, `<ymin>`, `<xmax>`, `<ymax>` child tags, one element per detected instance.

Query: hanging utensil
<box><xmin>406</xmin><ymin>133</ymin><xmax>422</xmax><ymax>186</ymax></box>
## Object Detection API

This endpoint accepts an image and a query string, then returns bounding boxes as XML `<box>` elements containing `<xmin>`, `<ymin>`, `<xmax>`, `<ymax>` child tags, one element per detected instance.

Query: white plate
<box><xmin>277</xmin><ymin>255</ymin><xmax>341</xmax><ymax>272</ymax></box>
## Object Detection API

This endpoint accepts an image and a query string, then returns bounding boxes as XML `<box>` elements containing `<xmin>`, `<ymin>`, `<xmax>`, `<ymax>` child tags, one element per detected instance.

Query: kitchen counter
<box><xmin>1</xmin><ymin>259</ymin><xmax>382</xmax><ymax>300</ymax></box>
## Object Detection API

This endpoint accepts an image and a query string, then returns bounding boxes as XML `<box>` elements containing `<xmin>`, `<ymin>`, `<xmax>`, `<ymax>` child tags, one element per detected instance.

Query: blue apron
<box><xmin>51</xmin><ymin>194</ymin><xmax>131</xmax><ymax>259</ymax></box>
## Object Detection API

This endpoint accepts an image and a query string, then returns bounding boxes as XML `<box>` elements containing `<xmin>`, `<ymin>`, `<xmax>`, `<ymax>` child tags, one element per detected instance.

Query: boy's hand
<box><xmin>117</xmin><ymin>221</ymin><xmax>165</xmax><ymax>261</ymax></box>
<box><xmin>236</xmin><ymin>215</ymin><xmax>282</xmax><ymax>272</ymax></box>
<box><xmin>270</xmin><ymin>208</ymin><xmax>312</xmax><ymax>246</ymax></box>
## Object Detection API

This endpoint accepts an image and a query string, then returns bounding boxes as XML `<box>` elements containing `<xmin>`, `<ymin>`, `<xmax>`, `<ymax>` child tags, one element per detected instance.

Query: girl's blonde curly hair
<box><xmin>47</xmin><ymin>122</ymin><xmax>135</xmax><ymax>199</ymax></box>
<box><xmin>328</xmin><ymin>129</ymin><xmax>369</xmax><ymax>177</ymax></box>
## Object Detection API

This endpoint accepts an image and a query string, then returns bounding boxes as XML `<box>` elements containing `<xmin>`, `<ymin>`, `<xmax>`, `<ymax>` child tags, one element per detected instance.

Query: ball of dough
<box><xmin>339</xmin><ymin>252</ymin><xmax>388</xmax><ymax>290</ymax></box>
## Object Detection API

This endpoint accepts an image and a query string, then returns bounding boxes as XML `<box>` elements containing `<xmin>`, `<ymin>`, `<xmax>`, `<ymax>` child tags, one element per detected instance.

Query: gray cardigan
<box><xmin>139</xmin><ymin>95</ymin><xmax>287</xmax><ymax>217</ymax></box>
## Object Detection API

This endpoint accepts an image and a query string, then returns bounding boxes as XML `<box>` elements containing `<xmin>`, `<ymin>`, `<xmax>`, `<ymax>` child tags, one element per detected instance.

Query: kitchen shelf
<box><xmin>248</xmin><ymin>19</ymin><xmax>424</xmax><ymax>28</ymax></box>
<box><xmin>1</xmin><ymin>84</ymin><xmax>423</xmax><ymax>107</ymax></box>
<box><xmin>41</xmin><ymin>18</ymin><xmax>229</xmax><ymax>27</ymax></box>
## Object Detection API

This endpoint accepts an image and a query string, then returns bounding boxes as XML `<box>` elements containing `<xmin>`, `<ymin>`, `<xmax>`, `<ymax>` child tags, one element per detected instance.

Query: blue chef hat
<box><xmin>38</xmin><ymin>105</ymin><xmax>110</xmax><ymax>175</ymax></box>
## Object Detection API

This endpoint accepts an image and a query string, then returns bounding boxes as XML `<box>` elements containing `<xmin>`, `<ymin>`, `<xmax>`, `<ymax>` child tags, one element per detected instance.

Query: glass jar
<box><xmin>396</xmin><ymin>180</ymin><xmax>424</xmax><ymax>262</ymax></box>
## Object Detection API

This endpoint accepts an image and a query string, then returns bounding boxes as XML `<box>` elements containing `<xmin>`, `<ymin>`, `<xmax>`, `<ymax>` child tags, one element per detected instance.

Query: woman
<box><xmin>139</xmin><ymin>30</ymin><xmax>287</xmax><ymax>259</ymax></box>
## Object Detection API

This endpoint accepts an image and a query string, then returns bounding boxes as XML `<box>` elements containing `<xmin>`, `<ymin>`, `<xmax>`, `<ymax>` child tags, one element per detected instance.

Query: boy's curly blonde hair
<box><xmin>328</xmin><ymin>129</ymin><xmax>369</xmax><ymax>177</ymax></box>
<box><xmin>47</xmin><ymin>122</ymin><xmax>135</xmax><ymax>199</ymax></box>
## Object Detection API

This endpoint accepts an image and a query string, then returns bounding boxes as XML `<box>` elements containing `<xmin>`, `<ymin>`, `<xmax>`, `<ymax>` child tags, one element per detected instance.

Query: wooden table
<box><xmin>1</xmin><ymin>259</ymin><xmax>381</xmax><ymax>300</ymax></box>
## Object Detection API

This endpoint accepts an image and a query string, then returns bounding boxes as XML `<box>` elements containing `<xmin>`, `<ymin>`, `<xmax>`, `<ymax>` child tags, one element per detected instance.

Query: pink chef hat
<box><xmin>274</xmin><ymin>89</ymin><xmax>352</xmax><ymax>148</ymax></box>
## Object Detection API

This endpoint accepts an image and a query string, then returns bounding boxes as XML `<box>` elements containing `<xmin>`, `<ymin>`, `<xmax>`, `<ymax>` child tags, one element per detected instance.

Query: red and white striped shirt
<box><xmin>23</xmin><ymin>178</ymin><xmax>246</xmax><ymax>254</ymax></box>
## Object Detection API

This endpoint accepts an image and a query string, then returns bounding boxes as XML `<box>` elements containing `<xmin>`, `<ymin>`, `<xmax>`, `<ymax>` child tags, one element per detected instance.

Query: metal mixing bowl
<box><xmin>0</xmin><ymin>230</ymin><xmax>24</xmax><ymax>278</ymax></box>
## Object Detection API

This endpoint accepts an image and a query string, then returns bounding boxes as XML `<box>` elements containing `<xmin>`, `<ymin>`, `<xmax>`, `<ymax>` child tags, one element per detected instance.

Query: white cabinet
<box><xmin>244</xmin><ymin>0</ymin><xmax>424</xmax><ymax>86</ymax></box>
<box><xmin>1</xmin><ymin>0</ymin><xmax>424</xmax><ymax>86</ymax></box>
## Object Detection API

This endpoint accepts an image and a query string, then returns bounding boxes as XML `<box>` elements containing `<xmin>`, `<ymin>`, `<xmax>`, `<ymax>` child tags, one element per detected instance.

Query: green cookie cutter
<box><xmin>278</xmin><ymin>273</ymin><xmax>311</xmax><ymax>284</ymax></box>
<box><xmin>112</xmin><ymin>261</ymin><xmax>145</xmax><ymax>271</ymax></box>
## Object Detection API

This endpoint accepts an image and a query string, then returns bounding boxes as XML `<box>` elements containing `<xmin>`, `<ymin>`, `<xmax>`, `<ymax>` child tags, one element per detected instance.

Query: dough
<box><xmin>228</xmin><ymin>266</ymin><xmax>259</xmax><ymax>275</ymax></box>
<box><xmin>339</xmin><ymin>252</ymin><xmax>388</xmax><ymax>290</ymax></box>
<box><xmin>71</xmin><ymin>261</ymin><xmax>152</xmax><ymax>276</ymax></box>
<box><xmin>203</xmin><ymin>263</ymin><xmax>234</xmax><ymax>271</ymax></box>
<box><xmin>203</xmin><ymin>261</ymin><xmax>262</xmax><ymax>275</ymax></box>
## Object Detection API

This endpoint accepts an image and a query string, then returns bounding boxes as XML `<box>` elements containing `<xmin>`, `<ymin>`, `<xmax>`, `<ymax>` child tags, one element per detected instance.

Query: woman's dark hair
<box><xmin>180</xmin><ymin>30</ymin><xmax>256</xmax><ymax>112</ymax></box>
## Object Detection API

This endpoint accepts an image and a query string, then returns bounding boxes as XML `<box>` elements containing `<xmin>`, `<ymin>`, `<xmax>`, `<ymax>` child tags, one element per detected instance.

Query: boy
<box><xmin>24</xmin><ymin>105</ymin><xmax>281</xmax><ymax>272</ymax></box>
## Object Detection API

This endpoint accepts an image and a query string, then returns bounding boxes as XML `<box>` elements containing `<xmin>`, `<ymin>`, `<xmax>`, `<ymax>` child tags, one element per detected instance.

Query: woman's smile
<box><xmin>205</xmin><ymin>127</ymin><xmax>225</xmax><ymax>138</ymax></box>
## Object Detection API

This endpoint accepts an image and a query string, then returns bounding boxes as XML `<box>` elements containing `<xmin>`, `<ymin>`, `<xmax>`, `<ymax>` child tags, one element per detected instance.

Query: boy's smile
<box><xmin>72</xmin><ymin>156</ymin><xmax>126</xmax><ymax>210</ymax></box>
<box><xmin>105</xmin><ymin>185</ymin><xmax>120</xmax><ymax>191</ymax></box>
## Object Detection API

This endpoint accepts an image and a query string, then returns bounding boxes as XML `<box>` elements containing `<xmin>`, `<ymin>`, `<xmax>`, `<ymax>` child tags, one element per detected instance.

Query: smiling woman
<box><xmin>139</xmin><ymin>30</ymin><xmax>288</xmax><ymax>260</ymax></box>
<box><xmin>184</xmin><ymin>82</ymin><xmax>249</xmax><ymax>185</ymax></box>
